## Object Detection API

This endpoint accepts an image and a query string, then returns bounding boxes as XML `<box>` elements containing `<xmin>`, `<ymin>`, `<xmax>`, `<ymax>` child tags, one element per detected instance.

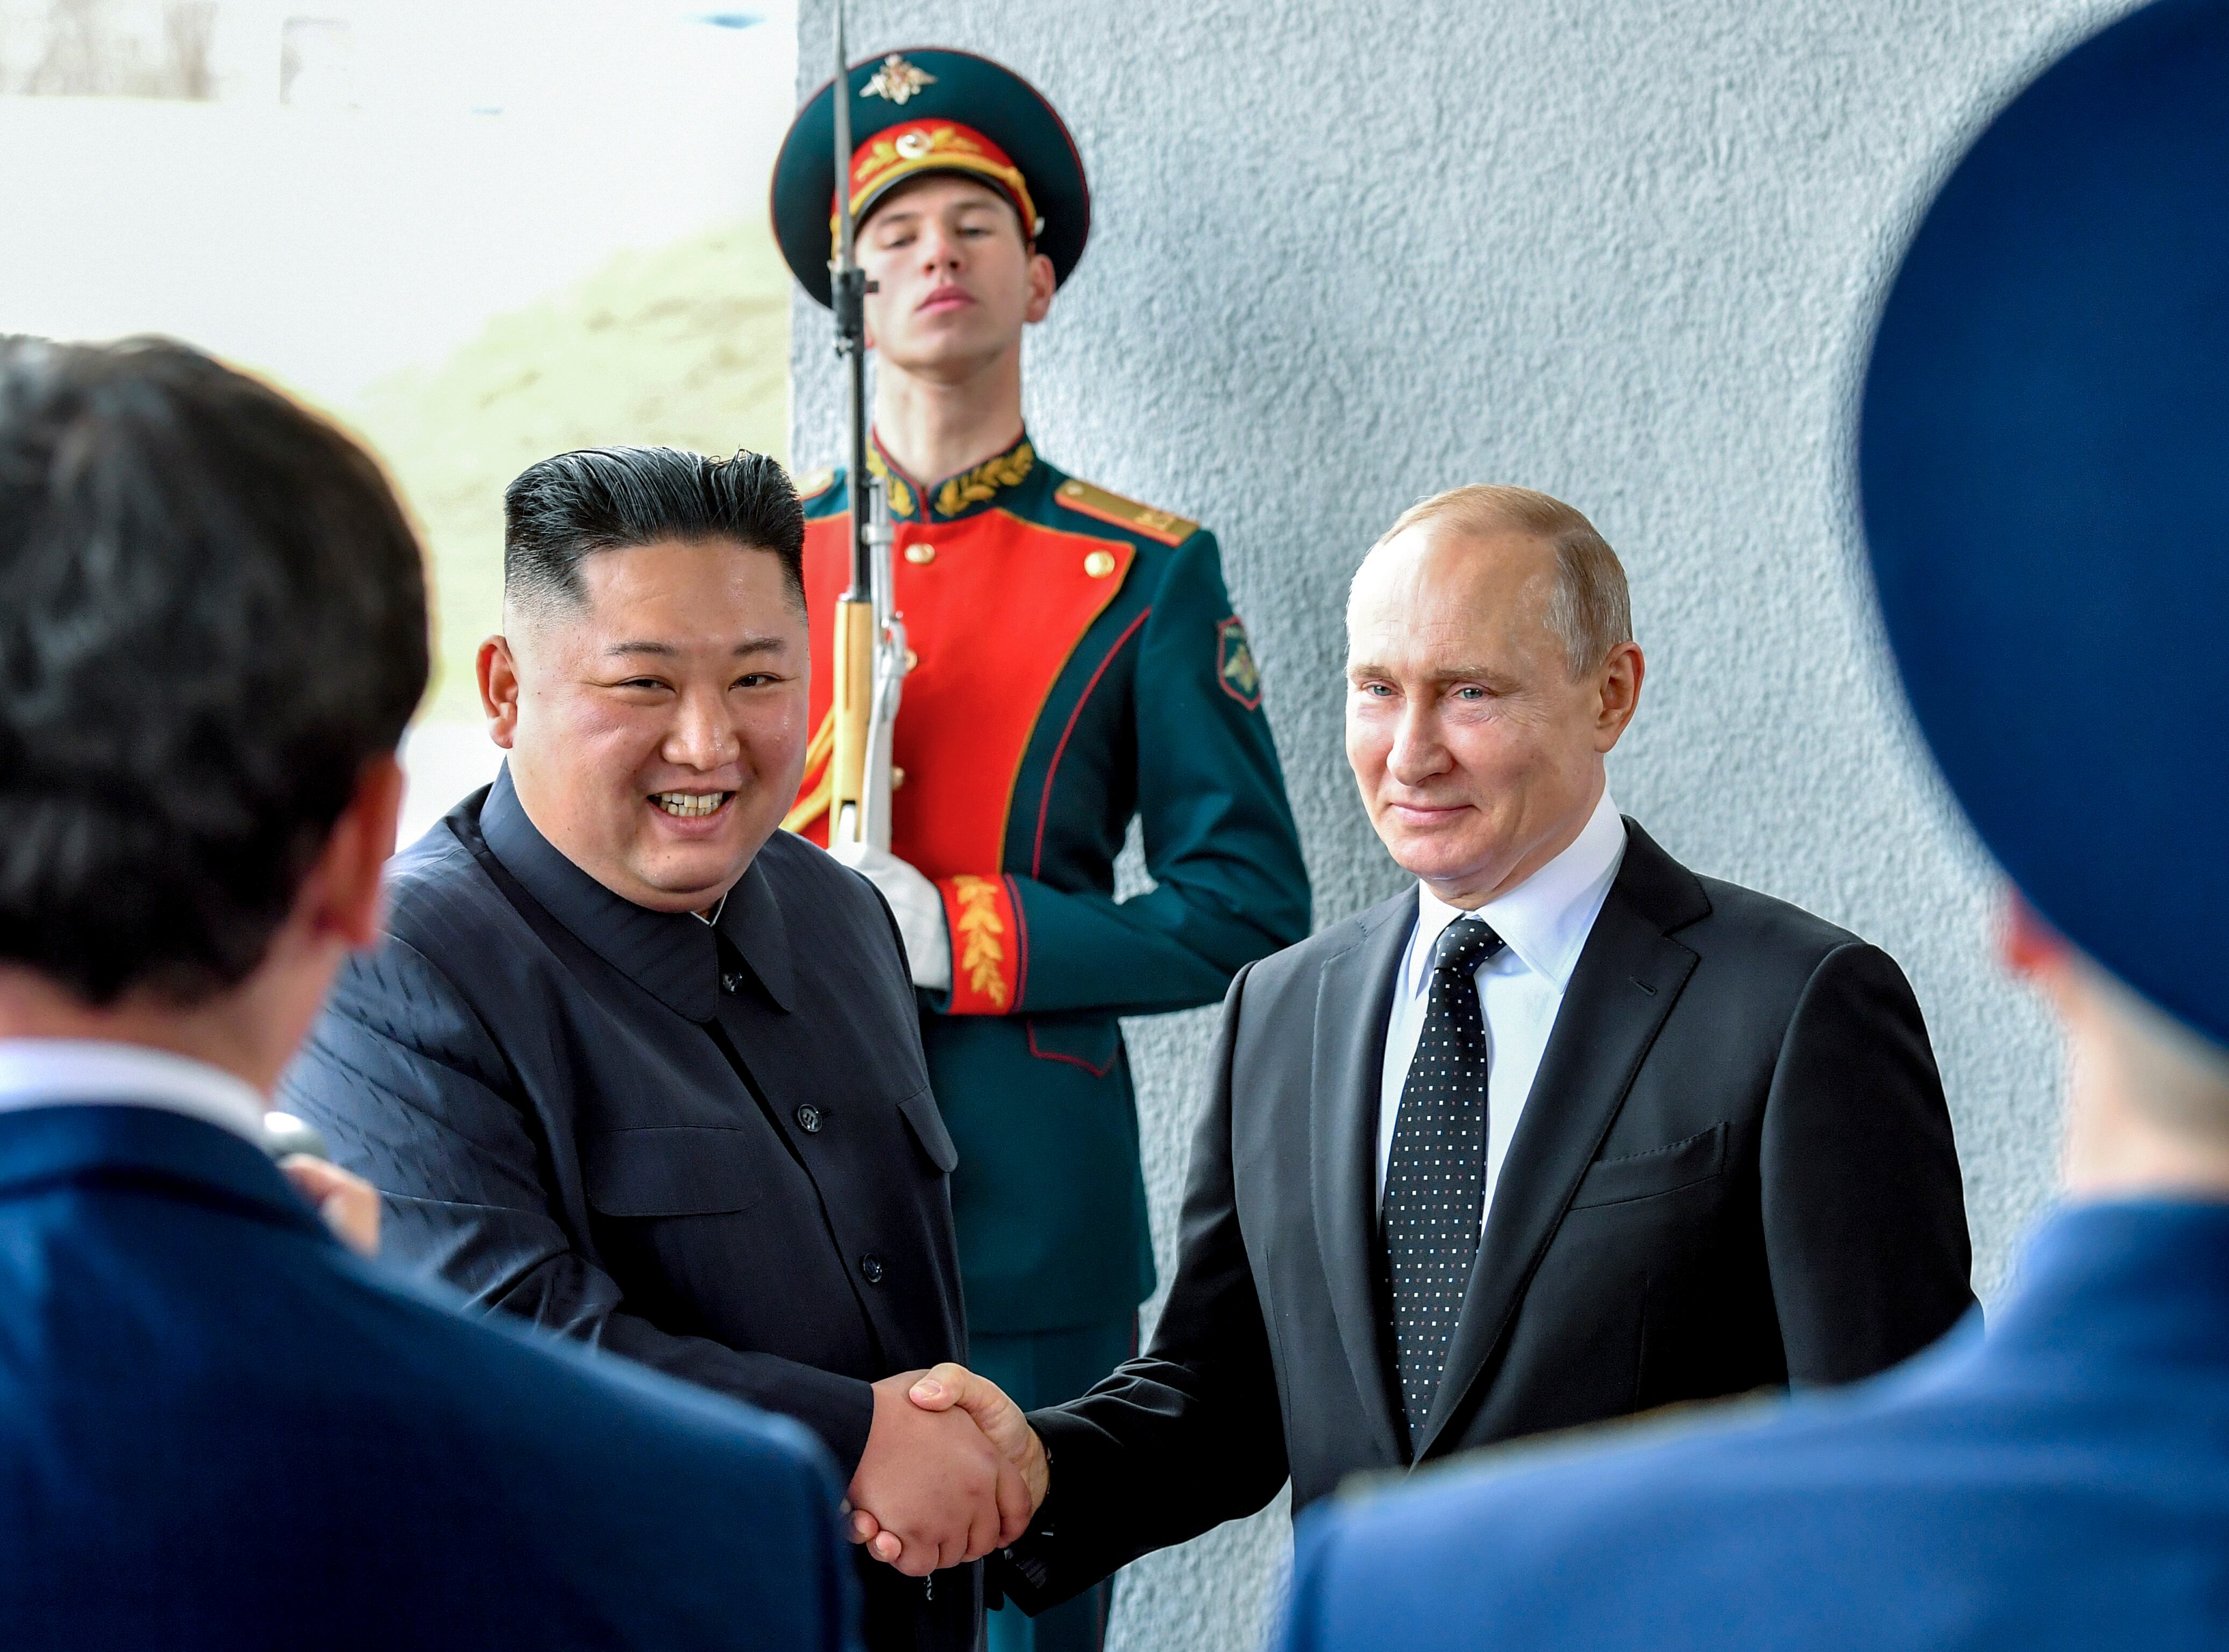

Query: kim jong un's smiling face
<box><xmin>484</xmin><ymin>537</ymin><xmax>810</xmax><ymax>914</ymax></box>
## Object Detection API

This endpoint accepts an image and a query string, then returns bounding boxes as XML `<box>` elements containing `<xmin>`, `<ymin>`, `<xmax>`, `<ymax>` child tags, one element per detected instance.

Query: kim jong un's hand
<box><xmin>849</xmin><ymin>1364</ymin><xmax>1048</xmax><ymax>1569</ymax></box>
<box><xmin>847</xmin><ymin>1370</ymin><xmax>1032</xmax><ymax>1577</ymax></box>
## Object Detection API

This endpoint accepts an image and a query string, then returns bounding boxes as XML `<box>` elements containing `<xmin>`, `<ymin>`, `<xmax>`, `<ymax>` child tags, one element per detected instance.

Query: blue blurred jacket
<box><xmin>0</xmin><ymin>1099</ymin><xmax>859</xmax><ymax>1650</ymax></box>
<box><xmin>1281</xmin><ymin>1200</ymin><xmax>2229</xmax><ymax>1652</ymax></box>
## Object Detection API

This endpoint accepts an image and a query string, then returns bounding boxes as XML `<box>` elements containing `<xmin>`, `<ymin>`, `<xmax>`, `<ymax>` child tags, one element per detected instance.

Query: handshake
<box><xmin>844</xmin><ymin>1365</ymin><xmax>1049</xmax><ymax>1575</ymax></box>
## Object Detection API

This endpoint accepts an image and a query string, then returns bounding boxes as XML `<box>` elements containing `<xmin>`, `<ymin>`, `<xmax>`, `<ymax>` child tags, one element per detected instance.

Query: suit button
<box><xmin>796</xmin><ymin>1105</ymin><xmax>824</xmax><ymax>1134</ymax></box>
<box><xmin>905</xmin><ymin>544</ymin><xmax>936</xmax><ymax>566</ymax></box>
<box><xmin>859</xmin><ymin>1254</ymin><xmax>885</xmax><ymax>1284</ymax></box>
<box><xmin>720</xmin><ymin>971</ymin><xmax>744</xmax><ymax>994</ymax></box>
<box><xmin>1083</xmin><ymin>549</ymin><xmax>1116</xmax><ymax>578</ymax></box>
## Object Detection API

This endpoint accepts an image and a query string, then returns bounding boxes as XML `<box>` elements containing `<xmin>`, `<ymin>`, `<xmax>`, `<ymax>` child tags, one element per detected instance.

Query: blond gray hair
<box><xmin>1366</xmin><ymin>484</ymin><xmax>1632</xmax><ymax>676</ymax></box>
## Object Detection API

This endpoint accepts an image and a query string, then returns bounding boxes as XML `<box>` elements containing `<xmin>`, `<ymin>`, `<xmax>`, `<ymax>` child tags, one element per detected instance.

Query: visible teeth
<box><xmin>652</xmin><ymin>792</ymin><xmax>729</xmax><ymax>818</ymax></box>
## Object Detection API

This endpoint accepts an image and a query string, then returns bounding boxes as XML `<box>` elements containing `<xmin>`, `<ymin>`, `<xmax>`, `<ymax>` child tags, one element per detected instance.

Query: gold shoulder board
<box><xmin>1054</xmin><ymin>478</ymin><xmax>1198</xmax><ymax>547</ymax></box>
<box><xmin>791</xmin><ymin>465</ymin><xmax>838</xmax><ymax>500</ymax></box>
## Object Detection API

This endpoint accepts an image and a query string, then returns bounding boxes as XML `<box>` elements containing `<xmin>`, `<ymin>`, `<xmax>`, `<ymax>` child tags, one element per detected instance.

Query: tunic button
<box><xmin>905</xmin><ymin>544</ymin><xmax>936</xmax><ymax>566</ymax></box>
<box><xmin>796</xmin><ymin>1105</ymin><xmax>824</xmax><ymax>1134</ymax></box>
<box><xmin>1083</xmin><ymin>550</ymin><xmax>1116</xmax><ymax>578</ymax></box>
<box><xmin>859</xmin><ymin>1254</ymin><xmax>885</xmax><ymax>1284</ymax></box>
<box><xmin>720</xmin><ymin>971</ymin><xmax>744</xmax><ymax>994</ymax></box>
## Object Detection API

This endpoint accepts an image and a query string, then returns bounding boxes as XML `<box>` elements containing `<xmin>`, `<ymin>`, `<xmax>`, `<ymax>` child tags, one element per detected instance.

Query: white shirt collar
<box><xmin>1406</xmin><ymin>786</ymin><xmax>1629</xmax><ymax>995</ymax></box>
<box><xmin>0</xmin><ymin>1039</ymin><xmax>268</xmax><ymax>1147</ymax></box>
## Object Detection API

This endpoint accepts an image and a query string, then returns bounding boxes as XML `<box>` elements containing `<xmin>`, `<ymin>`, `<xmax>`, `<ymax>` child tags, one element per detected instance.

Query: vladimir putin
<box><xmin>860</xmin><ymin>483</ymin><xmax>1976</xmax><ymax>1604</ymax></box>
<box><xmin>1277</xmin><ymin>4</ymin><xmax>2229</xmax><ymax>1642</ymax></box>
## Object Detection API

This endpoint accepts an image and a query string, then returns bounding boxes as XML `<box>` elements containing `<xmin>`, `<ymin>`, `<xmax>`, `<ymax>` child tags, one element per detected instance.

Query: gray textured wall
<box><xmin>789</xmin><ymin>3</ymin><xmax>2132</xmax><ymax>1646</ymax></box>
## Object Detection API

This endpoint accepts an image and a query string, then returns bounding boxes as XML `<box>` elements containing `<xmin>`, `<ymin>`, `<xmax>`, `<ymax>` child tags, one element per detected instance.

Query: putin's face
<box><xmin>858</xmin><ymin>174</ymin><xmax>1054</xmax><ymax>383</ymax></box>
<box><xmin>480</xmin><ymin>538</ymin><xmax>810</xmax><ymax>914</ymax></box>
<box><xmin>1345</xmin><ymin>524</ymin><xmax>1642</xmax><ymax>907</ymax></box>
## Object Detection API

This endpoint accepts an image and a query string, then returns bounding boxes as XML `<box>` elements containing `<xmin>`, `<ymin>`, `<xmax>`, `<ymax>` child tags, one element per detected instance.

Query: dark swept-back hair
<box><xmin>0</xmin><ymin>337</ymin><xmax>429</xmax><ymax>1006</ymax></box>
<box><xmin>502</xmin><ymin>446</ymin><xmax>806</xmax><ymax>614</ymax></box>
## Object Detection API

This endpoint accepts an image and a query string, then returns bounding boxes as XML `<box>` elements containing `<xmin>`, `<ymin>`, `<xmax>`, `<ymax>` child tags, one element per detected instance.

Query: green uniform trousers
<box><xmin>975</xmin><ymin>1314</ymin><xmax>1136</xmax><ymax>1652</ymax></box>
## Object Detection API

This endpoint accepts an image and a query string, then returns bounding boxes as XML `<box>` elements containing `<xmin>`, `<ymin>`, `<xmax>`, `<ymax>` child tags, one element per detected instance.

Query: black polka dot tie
<box><xmin>1384</xmin><ymin>914</ymin><xmax>1505</xmax><ymax>1443</ymax></box>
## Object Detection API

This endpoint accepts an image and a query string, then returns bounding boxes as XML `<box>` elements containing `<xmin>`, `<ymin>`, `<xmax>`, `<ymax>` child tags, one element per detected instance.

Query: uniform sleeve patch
<box><xmin>940</xmin><ymin>874</ymin><xmax>1020</xmax><ymax>1014</ymax></box>
<box><xmin>1053</xmin><ymin>477</ymin><xmax>1198</xmax><ymax>546</ymax></box>
<box><xmin>1217</xmin><ymin>616</ymin><xmax>1263</xmax><ymax>710</ymax></box>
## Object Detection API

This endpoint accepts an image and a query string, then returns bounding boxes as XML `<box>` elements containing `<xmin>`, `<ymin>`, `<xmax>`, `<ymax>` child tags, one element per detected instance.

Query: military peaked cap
<box><xmin>1861</xmin><ymin>0</ymin><xmax>2229</xmax><ymax>1045</ymax></box>
<box><xmin>771</xmin><ymin>47</ymin><xmax>1090</xmax><ymax>308</ymax></box>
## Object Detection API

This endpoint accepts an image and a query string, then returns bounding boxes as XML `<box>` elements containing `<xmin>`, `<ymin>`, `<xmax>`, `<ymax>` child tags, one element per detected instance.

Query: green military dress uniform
<box><xmin>790</xmin><ymin>433</ymin><xmax>1310</xmax><ymax>1330</ymax></box>
<box><xmin>775</xmin><ymin>48</ymin><xmax>1311</xmax><ymax>1651</ymax></box>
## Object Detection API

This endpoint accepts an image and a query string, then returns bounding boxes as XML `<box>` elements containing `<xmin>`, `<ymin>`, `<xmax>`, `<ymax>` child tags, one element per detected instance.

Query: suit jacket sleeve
<box><xmin>995</xmin><ymin>963</ymin><xmax>1292</xmax><ymax>1611</ymax></box>
<box><xmin>935</xmin><ymin>531</ymin><xmax>1311</xmax><ymax>1019</ymax></box>
<box><xmin>281</xmin><ymin>936</ymin><xmax>878</xmax><ymax>1473</ymax></box>
<box><xmin>1760</xmin><ymin>941</ymin><xmax>1976</xmax><ymax>1383</ymax></box>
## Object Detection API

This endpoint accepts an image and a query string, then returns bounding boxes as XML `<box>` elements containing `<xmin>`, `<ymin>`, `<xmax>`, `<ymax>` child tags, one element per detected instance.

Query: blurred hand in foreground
<box><xmin>279</xmin><ymin>1155</ymin><xmax>381</xmax><ymax>1257</ymax></box>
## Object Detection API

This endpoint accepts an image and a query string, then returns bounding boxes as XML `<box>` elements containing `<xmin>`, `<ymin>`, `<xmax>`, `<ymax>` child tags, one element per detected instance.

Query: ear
<box><xmin>2000</xmin><ymin>889</ymin><xmax>2070</xmax><ymax>981</ymax></box>
<box><xmin>304</xmin><ymin>753</ymin><xmax>406</xmax><ymax>951</ymax></box>
<box><xmin>1593</xmin><ymin>640</ymin><xmax>1646</xmax><ymax>750</ymax></box>
<box><xmin>479</xmin><ymin>633</ymin><xmax>521</xmax><ymax>750</ymax></box>
<box><xmin>1024</xmin><ymin>250</ymin><xmax>1056</xmax><ymax>325</ymax></box>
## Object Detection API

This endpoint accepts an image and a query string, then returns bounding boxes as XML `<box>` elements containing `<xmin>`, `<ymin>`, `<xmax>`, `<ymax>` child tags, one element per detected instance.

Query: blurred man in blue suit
<box><xmin>1276</xmin><ymin>3</ymin><xmax>2229</xmax><ymax>1647</ymax></box>
<box><xmin>0</xmin><ymin>337</ymin><xmax>858</xmax><ymax>1650</ymax></box>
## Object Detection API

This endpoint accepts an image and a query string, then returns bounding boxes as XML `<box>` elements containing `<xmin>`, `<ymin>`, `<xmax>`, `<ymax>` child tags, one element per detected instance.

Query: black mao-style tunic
<box><xmin>282</xmin><ymin>765</ymin><xmax>972</xmax><ymax>1652</ymax></box>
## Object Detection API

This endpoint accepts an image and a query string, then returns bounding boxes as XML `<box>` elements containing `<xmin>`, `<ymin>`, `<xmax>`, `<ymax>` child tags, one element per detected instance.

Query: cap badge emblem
<box><xmin>861</xmin><ymin>54</ymin><xmax>935</xmax><ymax>106</ymax></box>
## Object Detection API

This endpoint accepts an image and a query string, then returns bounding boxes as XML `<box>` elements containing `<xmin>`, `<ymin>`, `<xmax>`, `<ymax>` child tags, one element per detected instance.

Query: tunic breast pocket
<box><xmin>582</xmin><ymin>1126</ymin><xmax>767</xmax><ymax>1217</ymax></box>
<box><xmin>1566</xmin><ymin>1122</ymin><xmax>1728</xmax><ymax>1211</ymax></box>
<box><xmin>897</xmin><ymin>1086</ymin><xmax>960</xmax><ymax>1174</ymax></box>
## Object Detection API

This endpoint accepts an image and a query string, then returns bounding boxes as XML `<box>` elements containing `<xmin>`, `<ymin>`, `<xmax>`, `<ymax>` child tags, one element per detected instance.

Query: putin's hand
<box><xmin>849</xmin><ymin>1364</ymin><xmax>1049</xmax><ymax>1569</ymax></box>
<box><xmin>847</xmin><ymin>1370</ymin><xmax>1033</xmax><ymax>1577</ymax></box>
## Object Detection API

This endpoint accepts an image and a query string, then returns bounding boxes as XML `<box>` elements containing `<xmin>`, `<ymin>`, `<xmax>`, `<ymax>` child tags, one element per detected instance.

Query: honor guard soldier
<box><xmin>772</xmin><ymin>47</ymin><xmax>1311</xmax><ymax>1651</ymax></box>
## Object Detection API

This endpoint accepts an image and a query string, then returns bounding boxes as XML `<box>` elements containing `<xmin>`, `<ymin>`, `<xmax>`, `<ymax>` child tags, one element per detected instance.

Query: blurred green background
<box><xmin>347</xmin><ymin>221</ymin><xmax>793</xmax><ymax>721</ymax></box>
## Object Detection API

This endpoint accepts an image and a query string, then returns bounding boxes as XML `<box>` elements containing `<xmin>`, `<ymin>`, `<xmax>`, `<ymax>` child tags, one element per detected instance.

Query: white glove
<box><xmin>829</xmin><ymin>842</ymin><xmax>953</xmax><ymax>993</ymax></box>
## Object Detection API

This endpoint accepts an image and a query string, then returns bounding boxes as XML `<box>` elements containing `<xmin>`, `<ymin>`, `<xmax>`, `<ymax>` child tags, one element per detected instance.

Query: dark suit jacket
<box><xmin>998</xmin><ymin>821</ymin><xmax>1975</xmax><ymax>1610</ymax></box>
<box><xmin>282</xmin><ymin>771</ymin><xmax>970</xmax><ymax>1651</ymax></box>
<box><xmin>1280</xmin><ymin>1201</ymin><xmax>2229</xmax><ymax>1652</ymax></box>
<box><xmin>0</xmin><ymin>1100</ymin><xmax>855</xmax><ymax>1651</ymax></box>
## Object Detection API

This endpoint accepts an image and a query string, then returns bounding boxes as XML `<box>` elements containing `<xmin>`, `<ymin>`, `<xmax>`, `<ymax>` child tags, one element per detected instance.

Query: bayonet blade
<box><xmin>832</xmin><ymin>0</ymin><xmax>854</xmax><ymax>273</ymax></box>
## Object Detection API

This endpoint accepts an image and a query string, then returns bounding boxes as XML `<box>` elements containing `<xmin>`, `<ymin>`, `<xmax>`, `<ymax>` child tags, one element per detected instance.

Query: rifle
<box><xmin>822</xmin><ymin>0</ymin><xmax>908</xmax><ymax>852</ymax></box>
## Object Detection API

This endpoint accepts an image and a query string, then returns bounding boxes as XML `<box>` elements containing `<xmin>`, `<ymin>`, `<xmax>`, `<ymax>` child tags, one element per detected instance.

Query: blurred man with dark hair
<box><xmin>281</xmin><ymin>443</ymin><xmax>1020</xmax><ymax>1652</ymax></box>
<box><xmin>0</xmin><ymin>339</ymin><xmax>857</xmax><ymax>1650</ymax></box>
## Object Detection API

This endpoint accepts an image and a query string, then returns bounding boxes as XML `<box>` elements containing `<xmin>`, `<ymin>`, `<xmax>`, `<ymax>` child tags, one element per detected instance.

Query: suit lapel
<box><xmin>1309</xmin><ymin>891</ymin><xmax>1416</xmax><ymax>1465</ymax></box>
<box><xmin>1414</xmin><ymin>824</ymin><xmax>1708</xmax><ymax>1458</ymax></box>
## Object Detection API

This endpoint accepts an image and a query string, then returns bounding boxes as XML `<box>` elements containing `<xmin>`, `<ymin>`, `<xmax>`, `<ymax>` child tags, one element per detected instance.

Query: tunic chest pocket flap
<box><xmin>1567</xmin><ymin>1122</ymin><xmax>1727</xmax><ymax>1210</ymax></box>
<box><xmin>584</xmin><ymin>1126</ymin><xmax>766</xmax><ymax>1217</ymax></box>
<box><xmin>897</xmin><ymin>1086</ymin><xmax>960</xmax><ymax>1174</ymax></box>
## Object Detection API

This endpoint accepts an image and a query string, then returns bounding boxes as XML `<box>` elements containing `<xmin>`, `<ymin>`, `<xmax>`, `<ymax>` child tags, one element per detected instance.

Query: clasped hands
<box><xmin>844</xmin><ymin>1365</ymin><xmax>1048</xmax><ymax>1575</ymax></box>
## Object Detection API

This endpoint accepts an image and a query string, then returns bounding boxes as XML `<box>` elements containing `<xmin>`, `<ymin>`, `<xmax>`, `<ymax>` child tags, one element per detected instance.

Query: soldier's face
<box><xmin>482</xmin><ymin>538</ymin><xmax>811</xmax><ymax>914</ymax></box>
<box><xmin>858</xmin><ymin>175</ymin><xmax>1054</xmax><ymax>380</ymax></box>
<box><xmin>1346</xmin><ymin>524</ymin><xmax>1642</xmax><ymax>906</ymax></box>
